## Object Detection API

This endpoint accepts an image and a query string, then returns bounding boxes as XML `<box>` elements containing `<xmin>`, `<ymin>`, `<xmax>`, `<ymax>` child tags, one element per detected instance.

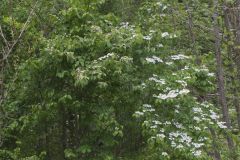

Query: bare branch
<box><xmin>1</xmin><ymin>1</ymin><xmax>38</xmax><ymax>61</ymax></box>
<box><xmin>0</xmin><ymin>25</ymin><xmax>10</xmax><ymax>51</ymax></box>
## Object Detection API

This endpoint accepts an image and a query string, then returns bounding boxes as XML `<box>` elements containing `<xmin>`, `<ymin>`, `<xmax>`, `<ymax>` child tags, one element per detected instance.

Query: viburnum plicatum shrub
<box><xmin>130</xmin><ymin>1</ymin><xmax>228</xmax><ymax>159</ymax></box>
<box><xmin>134</xmin><ymin>53</ymin><xmax>226</xmax><ymax>159</ymax></box>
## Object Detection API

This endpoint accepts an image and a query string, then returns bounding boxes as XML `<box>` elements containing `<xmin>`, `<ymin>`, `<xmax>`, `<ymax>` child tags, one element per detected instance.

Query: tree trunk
<box><xmin>223</xmin><ymin>1</ymin><xmax>240</xmax><ymax>130</ymax></box>
<box><xmin>185</xmin><ymin>2</ymin><xmax>200</xmax><ymax>65</ymax></box>
<box><xmin>0</xmin><ymin>59</ymin><xmax>3</xmax><ymax>147</ymax></box>
<box><xmin>213</xmin><ymin>0</ymin><xmax>234</xmax><ymax>149</ymax></box>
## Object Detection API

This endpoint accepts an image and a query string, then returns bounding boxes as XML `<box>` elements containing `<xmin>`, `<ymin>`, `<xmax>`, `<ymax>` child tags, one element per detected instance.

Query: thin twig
<box><xmin>0</xmin><ymin>26</ymin><xmax>10</xmax><ymax>51</ymax></box>
<box><xmin>1</xmin><ymin>1</ymin><xmax>38</xmax><ymax>61</ymax></box>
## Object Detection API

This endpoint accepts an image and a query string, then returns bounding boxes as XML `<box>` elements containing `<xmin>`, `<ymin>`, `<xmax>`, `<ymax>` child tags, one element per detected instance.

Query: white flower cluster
<box><xmin>134</xmin><ymin>104</ymin><xmax>157</xmax><ymax>117</ymax></box>
<box><xmin>193</xmin><ymin>103</ymin><xmax>227</xmax><ymax>129</ymax></box>
<box><xmin>143</xmin><ymin>35</ymin><xmax>152</xmax><ymax>40</ymax></box>
<box><xmin>165</xmin><ymin>61</ymin><xmax>173</xmax><ymax>65</ymax></box>
<box><xmin>137</xmin><ymin>51</ymin><xmax>220</xmax><ymax>158</ymax></box>
<box><xmin>217</xmin><ymin>121</ymin><xmax>227</xmax><ymax>129</ymax></box>
<box><xmin>139</xmin><ymin>110</ymin><xmax>208</xmax><ymax>157</ymax></box>
<box><xmin>98</xmin><ymin>53</ymin><xmax>115</xmax><ymax>61</ymax></box>
<box><xmin>76</xmin><ymin>68</ymin><xmax>86</xmax><ymax>80</ymax></box>
<box><xmin>208</xmin><ymin>73</ymin><xmax>215</xmax><ymax>77</ymax></box>
<box><xmin>157</xmin><ymin>133</ymin><xmax>166</xmax><ymax>139</ymax></box>
<box><xmin>161</xmin><ymin>152</ymin><xmax>168</xmax><ymax>157</ymax></box>
<box><xmin>90</xmin><ymin>25</ymin><xmax>102</xmax><ymax>33</ymax></box>
<box><xmin>169</xmin><ymin>131</ymin><xmax>192</xmax><ymax>145</ymax></box>
<box><xmin>161</xmin><ymin>32</ymin><xmax>177</xmax><ymax>38</ymax></box>
<box><xmin>192</xmin><ymin>107</ymin><xmax>203</xmax><ymax>113</ymax></box>
<box><xmin>162</xmin><ymin>32</ymin><xmax>169</xmax><ymax>38</ymax></box>
<box><xmin>146</xmin><ymin>56</ymin><xmax>163</xmax><ymax>64</ymax></box>
<box><xmin>209</xmin><ymin>110</ymin><xmax>219</xmax><ymax>120</ymax></box>
<box><xmin>153</xmin><ymin>88</ymin><xmax>190</xmax><ymax>100</ymax></box>
<box><xmin>149</xmin><ymin>75</ymin><xmax>166</xmax><ymax>85</ymax></box>
<box><xmin>168</xmin><ymin>130</ymin><xmax>205</xmax><ymax>157</ymax></box>
<box><xmin>176</xmin><ymin>80</ymin><xmax>187</xmax><ymax>87</ymax></box>
<box><xmin>120</xmin><ymin>22</ymin><xmax>130</xmax><ymax>28</ymax></box>
<box><xmin>156</xmin><ymin>2</ymin><xmax>168</xmax><ymax>11</ymax></box>
<box><xmin>156</xmin><ymin>43</ymin><xmax>164</xmax><ymax>48</ymax></box>
<box><xmin>135</xmin><ymin>111</ymin><xmax>144</xmax><ymax>116</ymax></box>
<box><xmin>181</xmin><ymin>66</ymin><xmax>190</xmax><ymax>71</ymax></box>
<box><xmin>118</xmin><ymin>22</ymin><xmax>138</xmax><ymax>41</ymax></box>
<box><xmin>173</xmin><ymin>121</ymin><xmax>184</xmax><ymax>129</ymax></box>
<box><xmin>192</xmin><ymin>150</ymin><xmax>202</xmax><ymax>157</ymax></box>
<box><xmin>143</xmin><ymin>29</ymin><xmax>157</xmax><ymax>41</ymax></box>
<box><xmin>143</xmin><ymin>104</ymin><xmax>155</xmax><ymax>112</ymax></box>
<box><xmin>170</xmin><ymin>54</ymin><xmax>189</xmax><ymax>60</ymax></box>
<box><xmin>194</xmin><ymin>67</ymin><xmax>215</xmax><ymax>77</ymax></box>
<box><xmin>169</xmin><ymin>34</ymin><xmax>177</xmax><ymax>38</ymax></box>
<box><xmin>194</xmin><ymin>67</ymin><xmax>209</xmax><ymax>73</ymax></box>
<box><xmin>141</xmin><ymin>82</ymin><xmax>146</xmax><ymax>89</ymax></box>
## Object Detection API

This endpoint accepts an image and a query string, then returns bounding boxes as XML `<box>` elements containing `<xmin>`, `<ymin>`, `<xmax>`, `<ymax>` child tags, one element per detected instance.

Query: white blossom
<box><xmin>162</xmin><ymin>152</ymin><xmax>168</xmax><ymax>156</ymax></box>
<box><xmin>162</xmin><ymin>32</ymin><xmax>169</xmax><ymax>38</ymax></box>
<box><xmin>208</xmin><ymin>73</ymin><xmax>215</xmax><ymax>77</ymax></box>
<box><xmin>135</xmin><ymin>111</ymin><xmax>144</xmax><ymax>116</ymax></box>
<box><xmin>120</xmin><ymin>22</ymin><xmax>129</xmax><ymax>28</ymax></box>
<box><xmin>153</xmin><ymin>120</ymin><xmax>162</xmax><ymax>125</ymax></box>
<box><xmin>146</xmin><ymin>56</ymin><xmax>163</xmax><ymax>64</ymax></box>
<box><xmin>143</xmin><ymin>35</ymin><xmax>152</xmax><ymax>40</ymax></box>
<box><xmin>166</xmin><ymin>61</ymin><xmax>173</xmax><ymax>65</ymax></box>
<box><xmin>98</xmin><ymin>53</ymin><xmax>115</xmax><ymax>60</ymax></box>
<box><xmin>149</xmin><ymin>77</ymin><xmax>166</xmax><ymax>85</ymax></box>
<box><xmin>169</xmin><ymin>34</ymin><xmax>177</xmax><ymax>38</ymax></box>
<box><xmin>192</xmin><ymin>143</ymin><xmax>204</xmax><ymax>149</ymax></box>
<box><xmin>156</xmin><ymin>43</ymin><xmax>164</xmax><ymax>48</ymax></box>
<box><xmin>143</xmin><ymin>104</ymin><xmax>152</xmax><ymax>108</ymax></box>
<box><xmin>160</xmin><ymin>128</ymin><xmax>165</xmax><ymax>132</ymax></box>
<box><xmin>156</xmin><ymin>2</ymin><xmax>163</xmax><ymax>6</ymax></box>
<box><xmin>210</xmin><ymin>110</ymin><xmax>219</xmax><ymax>120</ymax></box>
<box><xmin>141</xmin><ymin>82</ymin><xmax>146</xmax><ymax>89</ymax></box>
<box><xmin>150</xmin><ymin>125</ymin><xmax>158</xmax><ymax>129</ymax></box>
<box><xmin>174</xmin><ymin>122</ymin><xmax>183</xmax><ymax>129</ymax></box>
<box><xmin>164</xmin><ymin>121</ymin><xmax>171</xmax><ymax>125</ymax></box>
<box><xmin>184</xmin><ymin>76</ymin><xmax>191</xmax><ymax>79</ymax></box>
<box><xmin>162</xmin><ymin>5</ymin><xmax>167</xmax><ymax>11</ymax></box>
<box><xmin>156</xmin><ymin>134</ymin><xmax>166</xmax><ymax>139</ymax></box>
<box><xmin>194</xmin><ymin>126</ymin><xmax>201</xmax><ymax>131</ymax></box>
<box><xmin>171</xmin><ymin>141</ymin><xmax>177</xmax><ymax>147</ymax></box>
<box><xmin>192</xmin><ymin>150</ymin><xmax>202</xmax><ymax>157</ymax></box>
<box><xmin>193</xmin><ymin>116</ymin><xmax>201</xmax><ymax>123</ymax></box>
<box><xmin>170</xmin><ymin>54</ymin><xmax>189</xmax><ymax>60</ymax></box>
<box><xmin>179</xmin><ymin>89</ymin><xmax>190</xmax><ymax>95</ymax></box>
<box><xmin>192</xmin><ymin>107</ymin><xmax>202</xmax><ymax>113</ymax></box>
<box><xmin>217</xmin><ymin>121</ymin><xmax>227</xmax><ymax>129</ymax></box>
<box><xmin>176</xmin><ymin>80</ymin><xmax>187</xmax><ymax>87</ymax></box>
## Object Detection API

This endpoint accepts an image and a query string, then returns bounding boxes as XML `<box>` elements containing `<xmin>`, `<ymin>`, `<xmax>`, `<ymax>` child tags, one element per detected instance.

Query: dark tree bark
<box><xmin>0</xmin><ymin>57</ymin><xmax>3</xmax><ymax>147</ymax></box>
<box><xmin>213</xmin><ymin>0</ymin><xmax>234</xmax><ymax>150</ymax></box>
<box><xmin>223</xmin><ymin>1</ymin><xmax>240</xmax><ymax>130</ymax></box>
<box><xmin>185</xmin><ymin>2</ymin><xmax>200</xmax><ymax>65</ymax></box>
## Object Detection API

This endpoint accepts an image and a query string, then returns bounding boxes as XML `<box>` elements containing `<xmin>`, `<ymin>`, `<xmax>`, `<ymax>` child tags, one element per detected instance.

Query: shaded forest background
<box><xmin>1</xmin><ymin>0</ymin><xmax>240</xmax><ymax>159</ymax></box>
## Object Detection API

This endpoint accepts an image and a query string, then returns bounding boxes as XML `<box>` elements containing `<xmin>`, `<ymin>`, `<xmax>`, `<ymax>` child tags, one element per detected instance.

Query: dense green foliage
<box><xmin>1</xmin><ymin>0</ymin><xmax>240</xmax><ymax>160</ymax></box>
